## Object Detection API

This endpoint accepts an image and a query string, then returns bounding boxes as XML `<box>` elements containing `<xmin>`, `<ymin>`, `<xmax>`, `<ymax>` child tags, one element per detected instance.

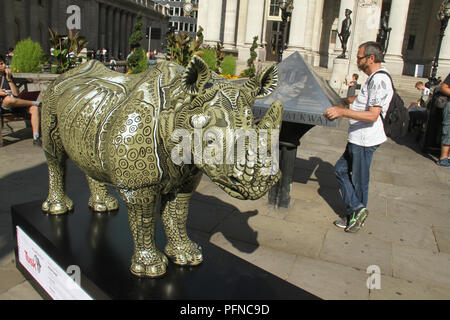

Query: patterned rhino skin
<box><xmin>41</xmin><ymin>56</ymin><xmax>282</xmax><ymax>277</ymax></box>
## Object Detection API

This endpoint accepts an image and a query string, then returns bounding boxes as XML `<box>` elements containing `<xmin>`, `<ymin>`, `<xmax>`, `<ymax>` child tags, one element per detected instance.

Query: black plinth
<box><xmin>11</xmin><ymin>198</ymin><xmax>319</xmax><ymax>300</ymax></box>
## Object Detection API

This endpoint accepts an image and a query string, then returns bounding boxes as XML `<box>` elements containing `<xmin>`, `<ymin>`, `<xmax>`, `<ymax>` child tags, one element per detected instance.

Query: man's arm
<box><xmin>324</xmin><ymin>105</ymin><xmax>382</xmax><ymax>122</ymax></box>
<box><xmin>5</xmin><ymin>68</ymin><xmax>19</xmax><ymax>96</ymax></box>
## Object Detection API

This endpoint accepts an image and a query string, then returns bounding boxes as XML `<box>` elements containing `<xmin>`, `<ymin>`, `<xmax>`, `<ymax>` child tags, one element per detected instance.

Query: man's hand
<box><xmin>0</xmin><ymin>89</ymin><xmax>8</xmax><ymax>97</ymax></box>
<box><xmin>324</xmin><ymin>106</ymin><xmax>345</xmax><ymax>120</ymax></box>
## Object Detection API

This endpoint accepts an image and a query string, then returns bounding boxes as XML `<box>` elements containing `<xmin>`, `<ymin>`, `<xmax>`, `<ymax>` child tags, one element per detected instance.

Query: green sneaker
<box><xmin>345</xmin><ymin>207</ymin><xmax>369</xmax><ymax>233</ymax></box>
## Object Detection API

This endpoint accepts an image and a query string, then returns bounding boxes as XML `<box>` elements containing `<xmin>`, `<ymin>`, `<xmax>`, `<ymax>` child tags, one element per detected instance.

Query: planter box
<box><xmin>12</xmin><ymin>72</ymin><xmax>59</xmax><ymax>93</ymax></box>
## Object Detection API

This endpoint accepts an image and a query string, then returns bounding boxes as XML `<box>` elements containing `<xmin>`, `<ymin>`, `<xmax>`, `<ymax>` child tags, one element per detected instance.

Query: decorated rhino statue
<box><xmin>41</xmin><ymin>55</ymin><xmax>283</xmax><ymax>277</ymax></box>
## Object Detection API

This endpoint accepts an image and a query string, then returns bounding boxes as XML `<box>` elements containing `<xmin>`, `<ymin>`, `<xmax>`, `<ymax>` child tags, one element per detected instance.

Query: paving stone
<box><xmin>362</xmin><ymin>213</ymin><xmax>438</xmax><ymax>251</ymax></box>
<box><xmin>0</xmin><ymin>281</ymin><xmax>42</xmax><ymax>300</ymax></box>
<box><xmin>368</xmin><ymin>275</ymin><xmax>450</xmax><ymax>300</ymax></box>
<box><xmin>215</xmin><ymin>214</ymin><xmax>327</xmax><ymax>259</ymax></box>
<box><xmin>210</xmin><ymin>232</ymin><xmax>297</xmax><ymax>281</ymax></box>
<box><xmin>432</xmin><ymin>226</ymin><xmax>450</xmax><ymax>254</ymax></box>
<box><xmin>392</xmin><ymin>244</ymin><xmax>450</xmax><ymax>289</ymax></box>
<box><xmin>0</xmin><ymin>267</ymin><xmax>26</xmax><ymax>295</ymax></box>
<box><xmin>287</xmin><ymin>255</ymin><xmax>369</xmax><ymax>300</ymax></box>
<box><xmin>319</xmin><ymin>228</ymin><xmax>393</xmax><ymax>276</ymax></box>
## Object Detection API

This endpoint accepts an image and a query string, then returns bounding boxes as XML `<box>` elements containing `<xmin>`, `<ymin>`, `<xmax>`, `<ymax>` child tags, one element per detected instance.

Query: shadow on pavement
<box><xmin>0</xmin><ymin>160</ymin><xmax>260</xmax><ymax>265</ymax></box>
<box><xmin>293</xmin><ymin>156</ymin><xmax>346</xmax><ymax>218</ymax></box>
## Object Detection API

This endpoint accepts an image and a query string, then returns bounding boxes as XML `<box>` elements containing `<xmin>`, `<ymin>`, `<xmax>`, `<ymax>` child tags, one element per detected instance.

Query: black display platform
<box><xmin>11</xmin><ymin>197</ymin><xmax>319</xmax><ymax>300</ymax></box>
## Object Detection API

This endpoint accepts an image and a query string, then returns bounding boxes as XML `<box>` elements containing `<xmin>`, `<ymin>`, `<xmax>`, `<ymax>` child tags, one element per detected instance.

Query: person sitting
<box><xmin>345</xmin><ymin>73</ymin><xmax>359</xmax><ymax>98</ymax></box>
<box><xmin>407</xmin><ymin>81</ymin><xmax>431</xmax><ymax>131</ymax></box>
<box><xmin>0</xmin><ymin>54</ymin><xmax>42</xmax><ymax>146</ymax></box>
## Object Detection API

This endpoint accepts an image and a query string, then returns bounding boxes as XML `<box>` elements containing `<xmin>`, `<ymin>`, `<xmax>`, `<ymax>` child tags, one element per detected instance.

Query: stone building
<box><xmin>0</xmin><ymin>0</ymin><xmax>169</xmax><ymax>60</ymax></box>
<box><xmin>155</xmin><ymin>0</ymin><xmax>199</xmax><ymax>37</ymax></box>
<box><xmin>197</xmin><ymin>0</ymin><xmax>450</xmax><ymax>79</ymax></box>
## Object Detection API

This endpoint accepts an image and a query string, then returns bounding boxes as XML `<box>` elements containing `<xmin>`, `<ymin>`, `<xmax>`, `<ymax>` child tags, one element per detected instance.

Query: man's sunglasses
<box><xmin>357</xmin><ymin>55</ymin><xmax>372</xmax><ymax>61</ymax></box>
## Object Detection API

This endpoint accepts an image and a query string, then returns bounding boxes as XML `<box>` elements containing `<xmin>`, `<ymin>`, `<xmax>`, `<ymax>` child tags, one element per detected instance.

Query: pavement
<box><xmin>1</xmin><ymin>65</ymin><xmax>450</xmax><ymax>300</ymax></box>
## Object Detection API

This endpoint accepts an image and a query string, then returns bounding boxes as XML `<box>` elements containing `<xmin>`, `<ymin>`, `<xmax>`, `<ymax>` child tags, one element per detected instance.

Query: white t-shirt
<box><xmin>348</xmin><ymin>68</ymin><xmax>394</xmax><ymax>147</ymax></box>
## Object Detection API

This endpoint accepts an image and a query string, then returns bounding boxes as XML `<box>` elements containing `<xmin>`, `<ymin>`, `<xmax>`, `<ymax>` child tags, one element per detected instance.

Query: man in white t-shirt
<box><xmin>324</xmin><ymin>41</ymin><xmax>393</xmax><ymax>233</ymax></box>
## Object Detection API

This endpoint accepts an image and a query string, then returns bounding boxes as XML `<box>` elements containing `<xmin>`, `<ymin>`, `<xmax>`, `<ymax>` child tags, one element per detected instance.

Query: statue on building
<box><xmin>376</xmin><ymin>11</ymin><xmax>392</xmax><ymax>58</ymax></box>
<box><xmin>337</xmin><ymin>9</ymin><xmax>352</xmax><ymax>59</ymax></box>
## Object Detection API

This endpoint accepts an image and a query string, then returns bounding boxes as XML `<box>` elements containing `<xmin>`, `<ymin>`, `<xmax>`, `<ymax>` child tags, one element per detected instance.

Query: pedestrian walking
<box><xmin>323</xmin><ymin>41</ymin><xmax>394</xmax><ymax>233</ymax></box>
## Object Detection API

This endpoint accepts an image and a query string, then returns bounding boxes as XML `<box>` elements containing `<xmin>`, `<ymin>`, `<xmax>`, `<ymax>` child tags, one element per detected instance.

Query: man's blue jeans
<box><xmin>334</xmin><ymin>142</ymin><xmax>379</xmax><ymax>215</ymax></box>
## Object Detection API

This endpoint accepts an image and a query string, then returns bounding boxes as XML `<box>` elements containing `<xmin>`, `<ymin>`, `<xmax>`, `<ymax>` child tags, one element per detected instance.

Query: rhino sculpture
<box><xmin>41</xmin><ymin>55</ymin><xmax>283</xmax><ymax>277</ymax></box>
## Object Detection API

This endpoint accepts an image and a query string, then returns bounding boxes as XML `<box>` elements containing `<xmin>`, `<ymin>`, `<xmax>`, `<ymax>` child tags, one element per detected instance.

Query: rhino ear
<box><xmin>243</xmin><ymin>64</ymin><xmax>278</xmax><ymax>99</ymax></box>
<box><xmin>181</xmin><ymin>55</ymin><xmax>212</xmax><ymax>95</ymax></box>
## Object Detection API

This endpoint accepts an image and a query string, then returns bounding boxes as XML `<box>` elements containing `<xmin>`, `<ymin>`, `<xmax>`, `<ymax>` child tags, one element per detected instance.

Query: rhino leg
<box><xmin>161</xmin><ymin>172</ymin><xmax>203</xmax><ymax>266</ymax></box>
<box><xmin>41</xmin><ymin>110</ymin><xmax>73</xmax><ymax>215</ymax></box>
<box><xmin>119</xmin><ymin>187</ymin><xmax>168</xmax><ymax>278</ymax></box>
<box><xmin>42</xmin><ymin>154</ymin><xmax>74</xmax><ymax>215</ymax></box>
<box><xmin>86</xmin><ymin>176</ymin><xmax>119</xmax><ymax>212</ymax></box>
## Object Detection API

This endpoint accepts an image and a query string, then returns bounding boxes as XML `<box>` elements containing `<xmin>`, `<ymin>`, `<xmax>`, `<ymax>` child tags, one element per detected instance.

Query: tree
<box><xmin>127</xmin><ymin>12</ymin><xmax>147</xmax><ymax>74</ymax></box>
<box><xmin>242</xmin><ymin>36</ymin><xmax>258</xmax><ymax>78</ymax></box>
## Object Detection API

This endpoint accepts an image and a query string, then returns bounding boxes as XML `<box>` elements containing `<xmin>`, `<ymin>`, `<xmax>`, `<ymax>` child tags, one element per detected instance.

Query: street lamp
<box><xmin>277</xmin><ymin>0</ymin><xmax>294</xmax><ymax>63</ymax></box>
<box><xmin>429</xmin><ymin>0</ymin><xmax>450</xmax><ymax>86</ymax></box>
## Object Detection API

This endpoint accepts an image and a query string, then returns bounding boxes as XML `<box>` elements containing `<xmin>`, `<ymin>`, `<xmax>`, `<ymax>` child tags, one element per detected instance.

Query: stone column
<box><xmin>120</xmin><ymin>11</ymin><xmax>127</xmax><ymax>59</ymax></box>
<box><xmin>223</xmin><ymin>0</ymin><xmax>238</xmax><ymax>50</ymax></box>
<box><xmin>197</xmin><ymin>0</ymin><xmax>208</xmax><ymax>33</ymax></box>
<box><xmin>311</xmin><ymin>0</ymin><xmax>325</xmax><ymax>66</ymax></box>
<box><xmin>205</xmin><ymin>0</ymin><xmax>223</xmax><ymax>45</ymax></box>
<box><xmin>236</xmin><ymin>0</ymin><xmax>248</xmax><ymax>45</ymax></box>
<box><xmin>242</xmin><ymin>0</ymin><xmax>265</xmax><ymax>61</ymax></box>
<box><xmin>113</xmin><ymin>8</ymin><xmax>121</xmax><ymax>58</ymax></box>
<box><xmin>286</xmin><ymin>0</ymin><xmax>308</xmax><ymax>53</ymax></box>
<box><xmin>303</xmin><ymin>0</ymin><xmax>316</xmax><ymax>63</ymax></box>
<box><xmin>438</xmin><ymin>26</ymin><xmax>450</xmax><ymax>77</ymax></box>
<box><xmin>106</xmin><ymin>6</ymin><xmax>114</xmax><ymax>54</ymax></box>
<box><xmin>384</xmin><ymin>0</ymin><xmax>410</xmax><ymax>75</ymax></box>
<box><xmin>98</xmin><ymin>3</ymin><xmax>106</xmax><ymax>50</ymax></box>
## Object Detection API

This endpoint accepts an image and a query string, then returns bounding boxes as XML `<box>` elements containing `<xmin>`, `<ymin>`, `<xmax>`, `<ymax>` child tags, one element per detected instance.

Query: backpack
<box><xmin>369</xmin><ymin>70</ymin><xmax>409</xmax><ymax>138</ymax></box>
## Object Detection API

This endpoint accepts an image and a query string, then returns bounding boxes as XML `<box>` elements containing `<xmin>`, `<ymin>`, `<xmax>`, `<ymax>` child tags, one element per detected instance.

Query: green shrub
<box><xmin>11</xmin><ymin>38</ymin><xmax>43</xmax><ymax>73</ymax></box>
<box><xmin>128</xmin><ymin>47</ymin><xmax>147</xmax><ymax>74</ymax></box>
<box><xmin>242</xmin><ymin>36</ymin><xmax>258</xmax><ymax>78</ymax></box>
<box><xmin>199</xmin><ymin>48</ymin><xmax>217</xmax><ymax>71</ymax></box>
<box><xmin>221</xmin><ymin>55</ymin><xmax>236</xmax><ymax>77</ymax></box>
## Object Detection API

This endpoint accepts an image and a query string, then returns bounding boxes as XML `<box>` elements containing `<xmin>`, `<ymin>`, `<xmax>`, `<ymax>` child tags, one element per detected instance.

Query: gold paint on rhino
<box><xmin>41</xmin><ymin>55</ymin><xmax>283</xmax><ymax>277</ymax></box>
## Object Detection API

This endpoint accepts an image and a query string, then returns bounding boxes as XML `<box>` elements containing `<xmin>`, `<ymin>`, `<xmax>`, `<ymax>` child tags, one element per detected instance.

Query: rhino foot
<box><xmin>165</xmin><ymin>242</ymin><xmax>203</xmax><ymax>266</ymax></box>
<box><xmin>88</xmin><ymin>195</ymin><xmax>119</xmax><ymax>212</ymax></box>
<box><xmin>42</xmin><ymin>196</ymin><xmax>74</xmax><ymax>215</ymax></box>
<box><xmin>130</xmin><ymin>250</ymin><xmax>169</xmax><ymax>278</ymax></box>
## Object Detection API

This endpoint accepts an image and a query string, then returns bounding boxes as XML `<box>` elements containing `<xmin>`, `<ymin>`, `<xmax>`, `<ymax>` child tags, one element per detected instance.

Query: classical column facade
<box><xmin>303</xmin><ymin>0</ymin><xmax>316</xmax><ymax>61</ymax></box>
<box><xmin>438</xmin><ymin>28</ymin><xmax>450</xmax><ymax>77</ymax></box>
<box><xmin>204</xmin><ymin>0</ymin><xmax>223</xmax><ymax>45</ymax></box>
<box><xmin>238</xmin><ymin>0</ymin><xmax>265</xmax><ymax>62</ymax></box>
<box><xmin>384</xmin><ymin>0</ymin><xmax>411</xmax><ymax>75</ymax></box>
<box><xmin>311</xmin><ymin>0</ymin><xmax>325</xmax><ymax>66</ymax></box>
<box><xmin>284</xmin><ymin>0</ymin><xmax>308</xmax><ymax>57</ymax></box>
<box><xmin>223</xmin><ymin>0</ymin><xmax>238</xmax><ymax>50</ymax></box>
<box><xmin>99</xmin><ymin>3</ymin><xmax>107</xmax><ymax>50</ymax></box>
<box><xmin>106</xmin><ymin>5</ymin><xmax>114</xmax><ymax>53</ymax></box>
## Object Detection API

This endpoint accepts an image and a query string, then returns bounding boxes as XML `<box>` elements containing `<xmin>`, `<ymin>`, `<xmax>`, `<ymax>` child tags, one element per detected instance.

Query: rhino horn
<box><xmin>242</xmin><ymin>64</ymin><xmax>279</xmax><ymax>99</ymax></box>
<box><xmin>181</xmin><ymin>55</ymin><xmax>211</xmax><ymax>95</ymax></box>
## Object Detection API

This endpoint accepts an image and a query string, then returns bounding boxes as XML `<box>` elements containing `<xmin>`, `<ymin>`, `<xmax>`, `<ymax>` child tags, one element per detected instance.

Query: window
<box><xmin>407</xmin><ymin>35</ymin><xmax>415</xmax><ymax>50</ymax></box>
<box><xmin>269</xmin><ymin>0</ymin><xmax>280</xmax><ymax>17</ymax></box>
